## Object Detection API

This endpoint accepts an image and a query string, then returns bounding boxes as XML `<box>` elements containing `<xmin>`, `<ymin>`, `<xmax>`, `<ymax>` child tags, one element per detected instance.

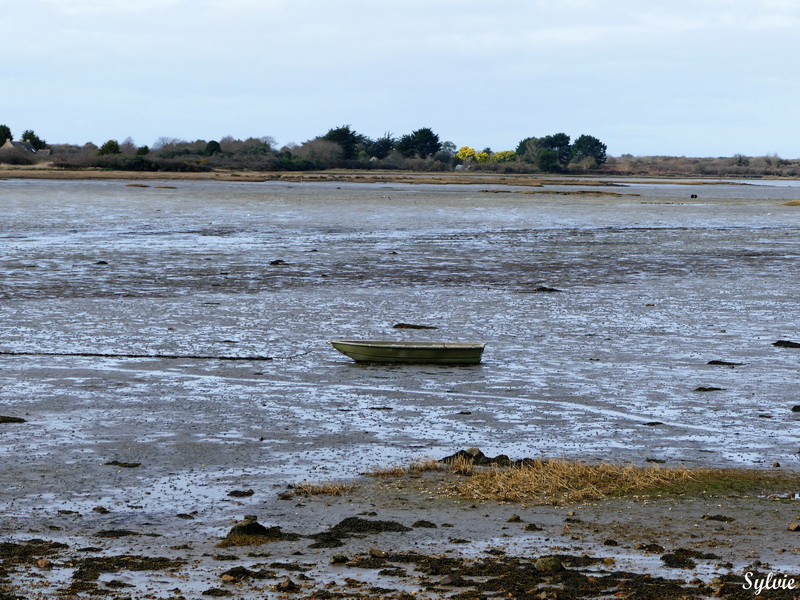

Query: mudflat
<box><xmin>2</xmin><ymin>176</ymin><xmax>800</xmax><ymax>598</ymax></box>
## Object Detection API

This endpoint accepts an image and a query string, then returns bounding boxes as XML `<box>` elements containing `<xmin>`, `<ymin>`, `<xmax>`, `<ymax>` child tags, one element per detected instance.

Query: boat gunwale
<box><xmin>330</xmin><ymin>339</ymin><xmax>485</xmax><ymax>350</ymax></box>
<box><xmin>329</xmin><ymin>339</ymin><xmax>486</xmax><ymax>364</ymax></box>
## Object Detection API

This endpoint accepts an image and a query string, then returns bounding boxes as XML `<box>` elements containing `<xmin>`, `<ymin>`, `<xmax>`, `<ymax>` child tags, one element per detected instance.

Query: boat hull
<box><xmin>330</xmin><ymin>340</ymin><xmax>485</xmax><ymax>364</ymax></box>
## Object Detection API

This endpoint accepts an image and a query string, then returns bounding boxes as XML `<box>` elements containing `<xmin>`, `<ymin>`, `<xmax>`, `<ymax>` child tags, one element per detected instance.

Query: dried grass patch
<box><xmin>439</xmin><ymin>460</ymin><xmax>797</xmax><ymax>505</ymax></box>
<box><xmin>783</xmin><ymin>200</ymin><xmax>800</xmax><ymax>206</ymax></box>
<box><xmin>289</xmin><ymin>482</ymin><xmax>356</xmax><ymax>496</ymax></box>
<box><xmin>365</xmin><ymin>457</ymin><xmax>449</xmax><ymax>479</ymax></box>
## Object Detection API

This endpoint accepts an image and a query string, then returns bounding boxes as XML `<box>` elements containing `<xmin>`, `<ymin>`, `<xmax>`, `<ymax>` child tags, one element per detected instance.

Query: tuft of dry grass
<box><xmin>289</xmin><ymin>481</ymin><xmax>356</xmax><ymax>496</ymax></box>
<box><xmin>364</xmin><ymin>457</ymin><xmax>450</xmax><ymax>478</ymax></box>
<box><xmin>439</xmin><ymin>459</ymin><xmax>798</xmax><ymax>505</ymax></box>
<box><xmin>783</xmin><ymin>200</ymin><xmax>800</xmax><ymax>206</ymax></box>
<box><xmin>445</xmin><ymin>455</ymin><xmax>476</xmax><ymax>476</ymax></box>
<box><xmin>364</xmin><ymin>464</ymin><xmax>412</xmax><ymax>478</ymax></box>
<box><xmin>409</xmin><ymin>457</ymin><xmax>451</xmax><ymax>474</ymax></box>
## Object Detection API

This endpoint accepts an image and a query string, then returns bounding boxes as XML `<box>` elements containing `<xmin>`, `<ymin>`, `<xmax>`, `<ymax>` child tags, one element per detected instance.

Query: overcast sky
<box><xmin>3</xmin><ymin>0</ymin><xmax>798</xmax><ymax>157</ymax></box>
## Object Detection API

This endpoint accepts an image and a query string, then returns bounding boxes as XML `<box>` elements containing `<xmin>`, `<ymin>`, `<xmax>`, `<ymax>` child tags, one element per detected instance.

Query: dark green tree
<box><xmin>570</xmin><ymin>134</ymin><xmax>607</xmax><ymax>166</ymax></box>
<box><xmin>515</xmin><ymin>137</ymin><xmax>540</xmax><ymax>163</ymax></box>
<box><xmin>97</xmin><ymin>139</ymin><xmax>121</xmax><ymax>155</ymax></box>
<box><xmin>136</xmin><ymin>145</ymin><xmax>150</xmax><ymax>156</ymax></box>
<box><xmin>322</xmin><ymin>125</ymin><xmax>363</xmax><ymax>160</ymax></box>
<box><xmin>20</xmin><ymin>129</ymin><xmax>47</xmax><ymax>150</ymax></box>
<box><xmin>515</xmin><ymin>136</ymin><xmax>535</xmax><ymax>156</ymax></box>
<box><xmin>395</xmin><ymin>127</ymin><xmax>441</xmax><ymax>158</ymax></box>
<box><xmin>0</xmin><ymin>124</ymin><xmax>11</xmax><ymax>142</ymax></box>
<box><xmin>364</xmin><ymin>132</ymin><xmax>395</xmax><ymax>159</ymax></box>
<box><xmin>539</xmin><ymin>133</ymin><xmax>571</xmax><ymax>168</ymax></box>
<box><xmin>535</xmin><ymin>149</ymin><xmax>561</xmax><ymax>172</ymax></box>
<box><xmin>204</xmin><ymin>140</ymin><xmax>222</xmax><ymax>156</ymax></box>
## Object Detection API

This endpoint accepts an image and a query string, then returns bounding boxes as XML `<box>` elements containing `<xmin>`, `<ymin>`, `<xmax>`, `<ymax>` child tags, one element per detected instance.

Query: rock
<box><xmin>412</xmin><ymin>520</ymin><xmax>437</xmax><ymax>528</ymax></box>
<box><xmin>661</xmin><ymin>548</ymin><xmax>720</xmax><ymax>569</ymax></box>
<box><xmin>661</xmin><ymin>553</ymin><xmax>697</xmax><ymax>569</ymax></box>
<box><xmin>439</xmin><ymin>448</ymin><xmax>514</xmax><ymax>467</ymax></box>
<box><xmin>329</xmin><ymin>554</ymin><xmax>349</xmax><ymax>564</ymax></box>
<box><xmin>96</xmin><ymin>529</ymin><xmax>141</xmax><ymax>538</ymax></box>
<box><xmin>368</xmin><ymin>548</ymin><xmax>388</xmax><ymax>557</ymax></box>
<box><xmin>308</xmin><ymin>517</ymin><xmax>411</xmax><ymax>550</ymax></box>
<box><xmin>229</xmin><ymin>515</ymin><xmax>269</xmax><ymax>536</ymax></box>
<box><xmin>392</xmin><ymin>323</ymin><xmax>438</xmax><ymax>329</ymax></box>
<box><xmin>534</xmin><ymin>556</ymin><xmax>564</xmax><ymax>573</ymax></box>
<box><xmin>792</xmin><ymin>406</ymin><xmax>800</xmax><ymax>413</ymax></box>
<box><xmin>0</xmin><ymin>416</ymin><xmax>26</xmax><ymax>424</ymax></box>
<box><xmin>532</xmin><ymin>286</ymin><xmax>562</xmax><ymax>293</ymax></box>
<box><xmin>201</xmin><ymin>587</ymin><xmax>232</xmax><ymax>597</ymax></box>
<box><xmin>219</xmin><ymin>566</ymin><xmax>275</xmax><ymax>581</ymax></box>
<box><xmin>524</xmin><ymin>523</ymin><xmax>543</xmax><ymax>531</ymax></box>
<box><xmin>788</xmin><ymin>522</ymin><xmax>800</xmax><ymax>532</ymax></box>
<box><xmin>104</xmin><ymin>460</ymin><xmax>141</xmax><ymax>468</ymax></box>
<box><xmin>774</xmin><ymin>340</ymin><xmax>800</xmax><ymax>348</ymax></box>
<box><xmin>694</xmin><ymin>386</ymin><xmax>726</xmax><ymax>392</ymax></box>
<box><xmin>227</xmin><ymin>489</ymin><xmax>254</xmax><ymax>498</ymax></box>
<box><xmin>507</xmin><ymin>514</ymin><xmax>522</xmax><ymax>523</ymax></box>
<box><xmin>603</xmin><ymin>539</ymin><xmax>619</xmax><ymax>546</ymax></box>
<box><xmin>307</xmin><ymin>532</ymin><xmax>344</xmax><ymax>548</ymax></box>
<box><xmin>269</xmin><ymin>259</ymin><xmax>286</xmax><ymax>266</ymax></box>
<box><xmin>330</xmin><ymin>517</ymin><xmax>412</xmax><ymax>534</ymax></box>
<box><xmin>707</xmin><ymin>360</ymin><xmax>744</xmax><ymax>367</ymax></box>
<box><xmin>36</xmin><ymin>558</ymin><xmax>52</xmax><ymax>569</ymax></box>
<box><xmin>641</xmin><ymin>421</ymin><xmax>664</xmax><ymax>427</ymax></box>
<box><xmin>702</xmin><ymin>514</ymin><xmax>735</xmax><ymax>523</ymax></box>
<box><xmin>218</xmin><ymin>515</ymin><xmax>301</xmax><ymax>547</ymax></box>
<box><xmin>93</xmin><ymin>506</ymin><xmax>110</xmax><ymax>514</ymax></box>
<box><xmin>275</xmin><ymin>578</ymin><xmax>299</xmax><ymax>591</ymax></box>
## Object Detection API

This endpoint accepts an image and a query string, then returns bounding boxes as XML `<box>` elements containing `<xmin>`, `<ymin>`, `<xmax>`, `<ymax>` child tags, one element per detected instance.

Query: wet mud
<box><xmin>2</xmin><ymin>177</ymin><xmax>800</xmax><ymax>597</ymax></box>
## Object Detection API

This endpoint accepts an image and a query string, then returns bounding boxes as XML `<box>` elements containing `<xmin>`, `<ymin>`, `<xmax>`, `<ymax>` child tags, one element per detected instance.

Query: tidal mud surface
<box><xmin>1</xmin><ymin>177</ymin><xmax>800</xmax><ymax>597</ymax></box>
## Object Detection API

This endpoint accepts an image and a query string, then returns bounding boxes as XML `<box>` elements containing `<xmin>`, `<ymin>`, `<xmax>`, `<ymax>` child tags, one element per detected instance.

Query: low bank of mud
<box><xmin>3</xmin><ymin>463</ymin><xmax>800</xmax><ymax>599</ymax></box>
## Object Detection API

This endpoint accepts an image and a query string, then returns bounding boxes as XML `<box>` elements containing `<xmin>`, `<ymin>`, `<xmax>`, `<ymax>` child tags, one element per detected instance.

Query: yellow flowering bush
<box><xmin>456</xmin><ymin>146</ymin><xmax>476</xmax><ymax>161</ymax></box>
<box><xmin>492</xmin><ymin>150</ymin><xmax>516</xmax><ymax>163</ymax></box>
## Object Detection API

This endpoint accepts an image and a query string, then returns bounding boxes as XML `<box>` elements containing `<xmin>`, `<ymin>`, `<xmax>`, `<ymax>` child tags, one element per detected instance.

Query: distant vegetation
<box><xmin>1</xmin><ymin>122</ymin><xmax>798</xmax><ymax>177</ymax></box>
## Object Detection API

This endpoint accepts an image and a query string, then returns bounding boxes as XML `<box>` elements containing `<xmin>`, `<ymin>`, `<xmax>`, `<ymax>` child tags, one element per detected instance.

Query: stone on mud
<box><xmin>218</xmin><ymin>515</ymin><xmax>301</xmax><ymax>547</ymax></box>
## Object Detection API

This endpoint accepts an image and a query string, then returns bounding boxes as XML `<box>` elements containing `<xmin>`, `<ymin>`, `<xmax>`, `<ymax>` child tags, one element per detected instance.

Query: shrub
<box><xmin>97</xmin><ymin>139</ymin><xmax>121</xmax><ymax>156</ymax></box>
<box><xmin>0</xmin><ymin>150</ymin><xmax>34</xmax><ymax>165</ymax></box>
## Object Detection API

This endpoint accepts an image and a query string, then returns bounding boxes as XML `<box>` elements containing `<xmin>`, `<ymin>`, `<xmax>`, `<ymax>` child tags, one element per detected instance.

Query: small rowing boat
<box><xmin>330</xmin><ymin>339</ymin><xmax>485</xmax><ymax>364</ymax></box>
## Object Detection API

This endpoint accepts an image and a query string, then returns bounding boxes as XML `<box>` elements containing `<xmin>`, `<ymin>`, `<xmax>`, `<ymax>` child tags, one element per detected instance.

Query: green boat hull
<box><xmin>330</xmin><ymin>340</ymin><xmax>485</xmax><ymax>364</ymax></box>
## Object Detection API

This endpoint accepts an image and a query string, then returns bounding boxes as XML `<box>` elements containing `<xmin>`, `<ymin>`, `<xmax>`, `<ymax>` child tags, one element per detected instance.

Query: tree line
<box><xmin>4</xmin><ymin>122</ymin><xmax>799</xmax><ymax>178</ymax></box>
<box><xmin>0</xmin><ymin>122</ymin><xmax>609</xmax><ymax>174</ymax></box>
